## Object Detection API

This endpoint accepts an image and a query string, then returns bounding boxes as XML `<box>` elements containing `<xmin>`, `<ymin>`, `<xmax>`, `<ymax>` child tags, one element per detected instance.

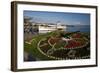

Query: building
<box><xmin>34</xmin><ymin>22</ymin><xmax>67</xmax><ymax>33</ymax></box>
<box><xmin>24</xmin><ymin>22</ymin><xmax>67</xmax><ymax>34</ymax></box>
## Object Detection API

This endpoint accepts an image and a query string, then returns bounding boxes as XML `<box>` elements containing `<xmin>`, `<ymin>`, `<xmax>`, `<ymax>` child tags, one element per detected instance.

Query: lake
<box><xmin>66</xmin><ymin>25</ymin><xmax>90</xmax><ymax>32</ymax></box>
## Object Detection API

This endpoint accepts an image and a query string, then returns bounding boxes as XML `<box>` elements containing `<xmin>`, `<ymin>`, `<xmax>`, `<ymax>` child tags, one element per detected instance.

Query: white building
<box><xmin>39</xmin><ymin>23</ymin><xmax>66</xmax><ymax>33</ymax></box>
<box><xmin>31</xmin><ymin>22</ymin><xmax>67</xmax><ymax>33</ymax></box>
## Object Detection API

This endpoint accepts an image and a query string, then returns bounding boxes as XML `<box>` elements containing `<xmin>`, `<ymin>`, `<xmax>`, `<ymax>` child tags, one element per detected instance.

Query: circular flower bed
<box><xmin>38</xmin><ymin>32</ymin><xmax>90</xmax><ymax>60</ymax></box>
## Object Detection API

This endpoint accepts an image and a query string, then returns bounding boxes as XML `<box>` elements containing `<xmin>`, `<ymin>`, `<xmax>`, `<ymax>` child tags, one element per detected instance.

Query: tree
<box><xmin>24</xmin><ymin>16</ymin><xmax>33</xmax><ymax>23</ymax></box>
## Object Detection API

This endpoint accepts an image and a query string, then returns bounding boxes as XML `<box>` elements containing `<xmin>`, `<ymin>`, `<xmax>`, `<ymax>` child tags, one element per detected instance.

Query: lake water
<box><xmin>66</xmin><ymin>25</ymin><xmax>90</xmax><ymax>32</ymax></box>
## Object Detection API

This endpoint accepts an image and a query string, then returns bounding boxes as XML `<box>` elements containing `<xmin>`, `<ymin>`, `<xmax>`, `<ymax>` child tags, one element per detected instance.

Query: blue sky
<box><xmin>24</xmin><ymin>10</ymin><xmax>90</xmax><ymax>25</ymax></box>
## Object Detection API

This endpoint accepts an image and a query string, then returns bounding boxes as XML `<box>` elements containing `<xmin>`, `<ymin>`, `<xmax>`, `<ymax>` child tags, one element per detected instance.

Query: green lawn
<box><xmin>24</xmin><ymin>31</ymin><xmax>60</xmax><ymax>60</ymax></box>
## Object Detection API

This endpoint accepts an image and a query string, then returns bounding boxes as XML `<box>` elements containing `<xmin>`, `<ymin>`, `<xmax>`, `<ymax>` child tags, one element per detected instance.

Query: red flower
<box><xmin>65</xmin><ymin>40</ymin><xmax>82</xmax><ymax>48</ymax></box>
<box><xmin>72</xmin><ymin>33</ymin><xmax>81</xmax><ymax>38</ymax></box>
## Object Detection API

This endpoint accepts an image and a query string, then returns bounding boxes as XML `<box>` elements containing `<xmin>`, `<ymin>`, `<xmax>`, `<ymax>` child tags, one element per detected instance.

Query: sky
<box><xmin>24</xmin><ymin>10</ymin><xmax>90</xmax><ymax>25</ymax></box>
